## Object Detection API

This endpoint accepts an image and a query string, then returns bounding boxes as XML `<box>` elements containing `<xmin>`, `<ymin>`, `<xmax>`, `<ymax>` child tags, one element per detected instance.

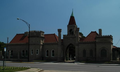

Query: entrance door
<box><xmin>65</xmin><ymin>44</ymin><xmax>75</xmax><ymax>61</ymax></box>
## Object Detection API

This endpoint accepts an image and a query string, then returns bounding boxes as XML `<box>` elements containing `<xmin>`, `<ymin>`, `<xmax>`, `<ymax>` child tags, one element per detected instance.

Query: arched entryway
<box><xmin>65</xmin><ymin>44</ymin><xmax>75</xmax><ymax>62</ymax></box>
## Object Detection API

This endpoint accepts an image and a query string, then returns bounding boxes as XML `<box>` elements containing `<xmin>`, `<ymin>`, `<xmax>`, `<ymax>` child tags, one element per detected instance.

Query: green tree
<box><xmin>0</xmin><ymin>41</ymin><xmax>6</xmax><ymax>51</ymax></box>
<box><xmin>79</xmin><ymin>32</ymin><xmax>85</xmax><ymax>38</ymax></box>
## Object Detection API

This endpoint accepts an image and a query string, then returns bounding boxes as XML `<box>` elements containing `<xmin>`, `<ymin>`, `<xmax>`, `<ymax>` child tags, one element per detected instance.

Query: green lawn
<box><xmin>0</xmin><ymin>66</ymin><xmax>30</xmax><ymax>72</ymax></box>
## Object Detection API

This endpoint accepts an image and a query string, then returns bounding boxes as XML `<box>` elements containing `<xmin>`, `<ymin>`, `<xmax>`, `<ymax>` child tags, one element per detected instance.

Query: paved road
<box><xmin>1</xmin><ymin>61</ymin><xmax>120</xmax><ymax>72</ymax></box>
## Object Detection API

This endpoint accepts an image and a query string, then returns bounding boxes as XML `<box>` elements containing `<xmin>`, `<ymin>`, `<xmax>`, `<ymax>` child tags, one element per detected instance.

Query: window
<box><xmin>11</xmin><ymin>50</ymin><xmax>13</xmax><ymax>57</ymax></box>
<box><xmin>83</xmin><ymin>49</ymin><xmax>86</xmax><ymax>57</ymax></box>
<box><xmin>36</xmin><ymin>49</ymin><xmax>39</xmax><ymax>55</ymax></box>
<box><xmin>21</xmin><ymin>50</ymin><xmax>24</xmax><ymax>57</ymax></box>
<box><xmin>69</xmin><ymin>29</ymin><xmax>74</xmax><ymax>35</ymax></box>
<box><xmin>101</xmin><ymin>49</ymin><xmax>107</xmax><ymax>57</ymax></box>
<box><xmin>46</xmin><ymin>50</ymin><xmax>48</xmax><ymax>57</ymax></box>
<box><xmin>51</xmin><ymin>50</ymin><xmax>54</xmax><ymax>57</ymax></box>
<box><xmin>31</xmin><ymin>49</ymin><xmax>33</xmax><ymax>55</ymax></box>
<box><xmin>90</xmin><ymin>49</ymin><xmax>93</xmax><ymax>57</ymax></box>
<box><xmin>26</xmin><ymin>50</ymin><xmax>28</xmax><ymax>57</ymax></box>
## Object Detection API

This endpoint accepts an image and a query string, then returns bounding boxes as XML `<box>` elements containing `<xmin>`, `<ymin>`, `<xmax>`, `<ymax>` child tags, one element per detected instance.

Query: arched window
<box><xmin>31</xmin><ymin>49</ymin><xmax>33</xmax><ymax>55</ymax></box>
<box><xmin>51</xmin><ymin>50</ymin><xmax>54</xmax><ymax>57</ymax></box>
<box><xmin>26</xmin><ymin>50</ymin><xmax>28</xmax><ymax>57</ymax></box>
<box><xmin>90</xmin><ymin>49</ymin><xmax>93</xmax><ymax>57</ymax></box>
<box><xmin>101</xmin><ymin>49</ymin><xmax>107</xmax><ymax>57</ymax></box>
<box><xmin>36</xmin><ymin>49</ymin><xmax>39</xmax><ymax>55</ymax></box>
<box><xmin>83</xmin><ymin>49</ymin><xmax>86</xmax><ymax>57</ymax></box>
<box><xmin>46</xmin><ymin>50</ymin><xmax>49</xmax><ymax>57</ymax></box>
<box><xmin>11</xmin><ymin>50</ymin><xmax>13</xmax><ymax>57</ymax></box>
<box><xmin>21</xmin><ymin>50</ymin><xmax>24</xmax><ymax>57</ymax></box>
<box><xmin>69</xmin><ymin>29</ymin><xmax>74</xmax><ymax>35</ymax></box>
<box><xmin>7</xmin><ymin>50</ymin><xmax>9</xmax><ymax>57</ymax></box>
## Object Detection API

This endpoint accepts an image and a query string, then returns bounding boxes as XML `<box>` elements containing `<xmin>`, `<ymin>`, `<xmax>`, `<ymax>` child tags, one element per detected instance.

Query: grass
<box><xmin>0</xmin><ymin>66</ymin><xmax>30</xmax><ymax>72</ymax></box>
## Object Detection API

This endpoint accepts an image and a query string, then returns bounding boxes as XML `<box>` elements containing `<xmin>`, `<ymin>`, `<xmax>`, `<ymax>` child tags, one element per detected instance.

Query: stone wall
<box><xmin>43</xmin><ymin>43</ymin><xmax>58</xmax><ymax>61</ymax></box>
<box><xmin>78</xmin><ymin>42</ymin><xmax>96</xmax><ymax>61</ymax></box>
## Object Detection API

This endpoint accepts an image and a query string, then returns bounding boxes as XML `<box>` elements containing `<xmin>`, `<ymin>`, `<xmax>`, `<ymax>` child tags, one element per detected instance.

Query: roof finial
<box><xmin>71</xmin><ymin>9</ymin><xmax>74</xmax><ymax>17</ymax></box>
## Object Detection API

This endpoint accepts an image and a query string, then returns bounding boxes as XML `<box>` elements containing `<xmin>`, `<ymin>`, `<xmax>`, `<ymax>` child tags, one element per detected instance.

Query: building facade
<box><xmin>7</xmin><ymin>12</ymin><xmax>114</xmax><ymax>62</ymax></box>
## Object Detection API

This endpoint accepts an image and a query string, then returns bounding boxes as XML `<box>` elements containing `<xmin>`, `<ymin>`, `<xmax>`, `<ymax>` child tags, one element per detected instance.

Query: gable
<box><xmin>83</xmin><ymin>31</ymin><xmax>98</xmax><ymax>42</ymax></box>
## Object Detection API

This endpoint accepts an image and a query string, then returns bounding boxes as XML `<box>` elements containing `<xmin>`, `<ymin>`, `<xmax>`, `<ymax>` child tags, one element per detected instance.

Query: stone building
<box><xmin>7</xmin><ymin>12</ymin><xmax>114</xmax><ymax>62</ymax></box>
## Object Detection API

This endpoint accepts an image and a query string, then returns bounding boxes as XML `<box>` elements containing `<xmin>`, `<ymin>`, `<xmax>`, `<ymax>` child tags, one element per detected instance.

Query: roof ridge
<box><xmin>16</xmin><ymin>33</ymin><xmax>24</xmax><ymax>35</ymax></box>
<box><xmin>44</xmin><ymin>33</ymin><xmax>56</xmax><ymax>35</ymax></box>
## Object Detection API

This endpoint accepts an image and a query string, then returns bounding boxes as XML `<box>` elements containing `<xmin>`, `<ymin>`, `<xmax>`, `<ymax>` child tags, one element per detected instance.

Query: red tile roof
<box><xmin>113</xmin><ymin>46</ymin><xmax>117</xmax><ymax>48</ymax></box>
<box><xmin>10</xmin><ymin>34</ymin><xmax>28</xmax><ymax>44</ymax></box>
<box><xmin>10</xmin><ymin>33</ymin><xmax>58</xmax><ymax>44</ymax></box>
<box><xmin>83</xmin><ymin>31</ymin><xmax>98</xmax><ymax>42</ymax></box>
<box><xmin>44</xmin><ymin>34</ymin><xmax>58</xmax><ymax>43</ymax></box>
<box><xmin>68</xmin><ymin>16</ymin><xmax>76</xmax><ymax>25</ymax></box>
<box><xmin>10</xmin><ymin>31</ymin><xmax>98</xmax><ymax>44</ymax></box>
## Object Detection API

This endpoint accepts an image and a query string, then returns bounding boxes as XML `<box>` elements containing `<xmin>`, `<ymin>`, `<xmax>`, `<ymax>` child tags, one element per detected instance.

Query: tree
<box><xmin>0</xmin><ymin>41</ymin><xmax>6</xmax><ymax>51</ymax></box>
<box><xmin>79</xmin><ymin>32</ymin><xmax>85</xmax><ymax>38</ymax></box>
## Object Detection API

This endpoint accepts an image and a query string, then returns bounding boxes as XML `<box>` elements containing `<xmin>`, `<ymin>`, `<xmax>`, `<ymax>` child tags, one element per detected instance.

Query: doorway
<box><xmin>65</xmin><ymin>44</ymin><xmax>75</xmax><ymax>62</ymax></box>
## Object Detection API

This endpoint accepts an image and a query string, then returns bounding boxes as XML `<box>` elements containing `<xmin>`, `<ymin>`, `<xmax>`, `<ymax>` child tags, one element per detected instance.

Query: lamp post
<box><xmin>17</xmin><ymin>18</ymin><xmax>30</xmax><ymax>62</ymax></box>
<box><xmin>3</xmin><ymin>47</ymin><xmax>6</xmax><ymax>70</ymax></box>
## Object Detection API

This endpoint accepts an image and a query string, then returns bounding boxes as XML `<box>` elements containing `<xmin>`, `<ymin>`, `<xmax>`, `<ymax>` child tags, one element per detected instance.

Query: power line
<box><xmin>115</xmin><ymin>38</ymin><xmax>120</xmax><ymax>45</ymax></box>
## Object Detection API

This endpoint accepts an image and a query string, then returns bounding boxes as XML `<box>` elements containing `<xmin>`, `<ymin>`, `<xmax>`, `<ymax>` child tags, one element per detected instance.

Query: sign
<box><xmin>4</xmin><ymin>47</ymin><xmax>6</xmax><ymax>52</ymax></box>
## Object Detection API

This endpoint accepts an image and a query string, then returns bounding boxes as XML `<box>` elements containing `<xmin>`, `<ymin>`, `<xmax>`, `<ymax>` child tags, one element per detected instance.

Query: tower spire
<box><xmin>71</xmin><ymin>9</ymin><xmax>74</xmax><ymax>17</ymax></box>
<box><xmin>68</xmin><ymin>9</ymin><xmax>76</xmax><ymax>25</ymax></box>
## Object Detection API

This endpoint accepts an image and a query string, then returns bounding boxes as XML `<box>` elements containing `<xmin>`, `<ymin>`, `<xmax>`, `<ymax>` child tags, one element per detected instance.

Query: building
<box><xmin>7</xmin><ymin>12</ymin><xmax>114</xmax><ymax>62</ymax></box>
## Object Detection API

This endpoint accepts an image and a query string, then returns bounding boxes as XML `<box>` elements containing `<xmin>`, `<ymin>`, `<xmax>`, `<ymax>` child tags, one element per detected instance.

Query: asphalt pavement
<box><xmin>1</xmin><ymin>61</ymin><xmax>120</xmax><ymax>72</ymax></box>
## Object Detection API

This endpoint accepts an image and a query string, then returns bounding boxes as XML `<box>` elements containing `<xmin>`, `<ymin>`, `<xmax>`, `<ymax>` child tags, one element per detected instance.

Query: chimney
<box><xmin>58</xmin><ymin>29</ymin><xmax>62</xmax><ymax>45</ymax></box>
<box><xmin>99</xmin><ymin>29</ymin><xmax>102</xmax><ymax>36</ymax></box>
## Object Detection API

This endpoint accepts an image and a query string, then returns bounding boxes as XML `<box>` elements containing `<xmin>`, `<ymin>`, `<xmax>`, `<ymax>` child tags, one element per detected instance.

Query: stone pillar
<box><xmin>76</xmin><ymin>28</ymin><xmax>79</xmax><ymax>43</ymax></box>
<box><xmin>58</xmin><ymin>29</ymin><xmax>61</xmax><ymax>46</ymax></box>
<box><xmin>75</xmin><ymin>46</ymin><xmax>79</xmax><ymax>62</ymax></box>
<box><xmin>58</xmin><ymin>29</ymin><xmax>62</xmax><ymax>61</ymax></box>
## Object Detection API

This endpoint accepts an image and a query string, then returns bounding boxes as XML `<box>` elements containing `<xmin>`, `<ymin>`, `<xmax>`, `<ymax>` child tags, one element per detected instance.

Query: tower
<box><xmin>67</xmin><ymin>11</ymin><xmax>77</xmax><ymax>36</ymax></box>
<box><xmin>29</xmin><ymin>30</ymin><xmax>44</xmax><ymax>61</ymax></box>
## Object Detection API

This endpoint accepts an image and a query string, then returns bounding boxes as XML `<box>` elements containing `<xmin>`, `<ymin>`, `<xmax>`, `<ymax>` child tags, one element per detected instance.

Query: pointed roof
<box><xmin>68</xmin><ymin>11</ymin><xmax>76</xmax><ymax>25</ymax></box>
<box><xmin>83</xmin><ymin>31</ymin><xmax>98</xmax><ymax>42</ymax></box>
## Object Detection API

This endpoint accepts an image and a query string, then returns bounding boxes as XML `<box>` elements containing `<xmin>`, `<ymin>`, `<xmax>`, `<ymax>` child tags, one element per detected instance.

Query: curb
<box><xmin>16</xmin><ymin>68</ymin><xmax>44</xmax><ymax>72</ymax></box>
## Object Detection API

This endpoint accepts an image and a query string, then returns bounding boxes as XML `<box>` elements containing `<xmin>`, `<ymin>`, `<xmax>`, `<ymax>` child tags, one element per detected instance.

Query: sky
<box><xmin>1</xmin><ymin>0</ymin><xmax>120</xmax><ymax>46</ymax></box>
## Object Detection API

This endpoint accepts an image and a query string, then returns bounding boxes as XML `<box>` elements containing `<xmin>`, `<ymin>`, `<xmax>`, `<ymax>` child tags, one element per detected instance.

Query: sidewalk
<box><xmin>16</xmin><ymin>69</ymin><xmax>87</xmax><ymax>72</ymax></box>
<box><xmin>42</xmin><ymin>70</ymin><xmax>87</xmax><ymax>72</ymax></box>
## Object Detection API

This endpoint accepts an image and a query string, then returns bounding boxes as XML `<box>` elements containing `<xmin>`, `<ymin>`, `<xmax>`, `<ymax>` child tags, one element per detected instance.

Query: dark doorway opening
<box><xmin>65</xmin><ymin>44</ymin><xmax>75</xmax><ymax>62</ymax></box>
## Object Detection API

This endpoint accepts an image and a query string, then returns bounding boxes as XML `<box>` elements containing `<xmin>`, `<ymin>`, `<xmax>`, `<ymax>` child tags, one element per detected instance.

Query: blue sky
<box><xmin>1</xmin><ymin>0</ymin><xmax>120</xmax><ymax>46</ymax></box>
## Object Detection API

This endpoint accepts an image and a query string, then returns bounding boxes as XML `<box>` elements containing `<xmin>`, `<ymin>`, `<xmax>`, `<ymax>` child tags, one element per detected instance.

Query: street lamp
<box><xmin>17</xmin><ymin>18</ymin><xmax>30</xmax><ymax>62</ymax></box>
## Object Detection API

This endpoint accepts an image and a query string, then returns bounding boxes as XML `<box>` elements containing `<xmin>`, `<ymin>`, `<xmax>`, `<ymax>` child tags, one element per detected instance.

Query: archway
<box><xmin>65</xmin><ymin>44</ymin><xmax>75</xmax><ymax>61</ymax></box>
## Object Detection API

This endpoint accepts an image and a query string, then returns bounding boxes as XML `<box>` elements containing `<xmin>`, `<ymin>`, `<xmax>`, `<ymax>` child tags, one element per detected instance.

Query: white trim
<box><xmin>51</xmin><ymin>49</ymin><xmax>54</xmax><ymax>57</ymax></box>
